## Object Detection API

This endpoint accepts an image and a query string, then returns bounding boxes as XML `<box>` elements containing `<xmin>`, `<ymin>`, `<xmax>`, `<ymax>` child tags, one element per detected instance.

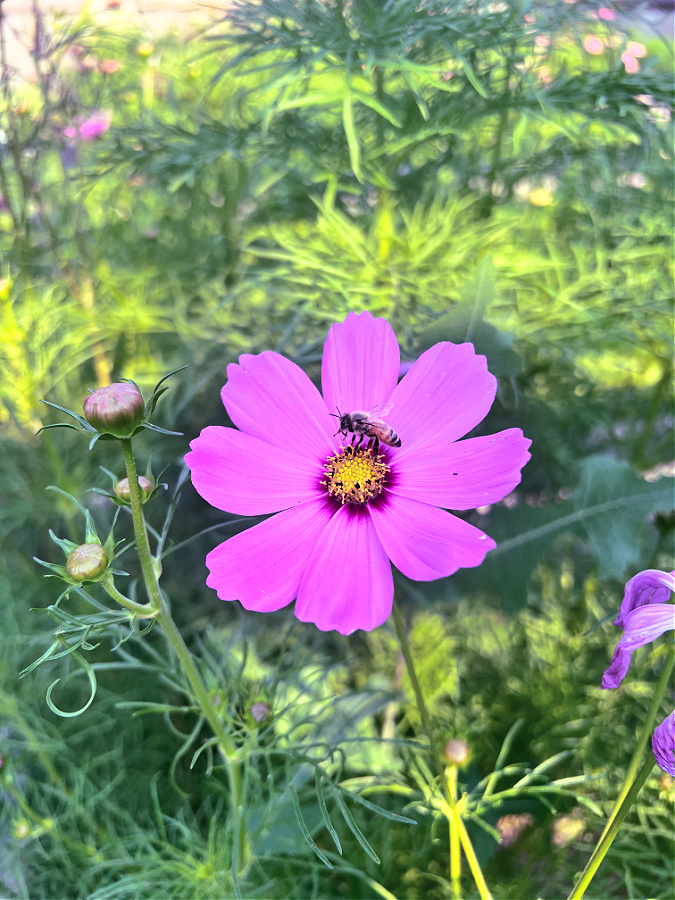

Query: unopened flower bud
<box><xmin>249</xmin><ymin>701</ymin><xmax>272</xmax><ymax>724</ymax></box>
<box><xmin>115</xmin><ymin>475</ymin><xmax>153</xmax><ymax>503</ymax></box>
<box><xmin>66</xmin><ymin>543</ymin><xmax>108</xmax><ymax>582</ymax></box>
<box><xmin>443</xmin><ymin>738</ymin><xmax>471</xmax><ymax>767</ymax></box>
<box><xmin>14</xmin><ymin>819</ymin><xmax>31</xmax><ymax>839</ymax></box>
<box><xmin>0</xmin><ymin>751</ymin><xmax>5</xmax><ymax>773</ymax></box>
<box><xmin>83</xmin><ymin>382</ymin><xmax>144</xmax><ymax>438</ymax></box>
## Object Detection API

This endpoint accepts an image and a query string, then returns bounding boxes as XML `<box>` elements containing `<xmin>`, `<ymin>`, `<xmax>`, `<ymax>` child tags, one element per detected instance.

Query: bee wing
<box><xmin>368</xmin><ymin>402</ymin><xmax>393</xmax><ymax>417</ymax></box>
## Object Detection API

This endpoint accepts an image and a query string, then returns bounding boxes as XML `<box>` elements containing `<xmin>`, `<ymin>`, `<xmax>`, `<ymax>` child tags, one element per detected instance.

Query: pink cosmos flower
<box><xmin>584</xmin><ymin>35</ymin><xmax>605</xmax><ymax>55</ymax></box>
<box><xmin>602</xmin><ymin>569</ymin><xmax>675</xmax><ymax>689</ymax></box>
<box><xmin>63</xmin><ymin>110</ymin><xmax>112</xmax><ymax>142</ymax></box>
<box><xmin>185</xmin><ymin>312</ymin><xmax>531</xmax><ymax>634</ymax></box>
<box><xmin>622</xmin><ymin>51</ymin><xmax>640</xmax><ymax>74</ymax></box>
<box><xmin>652</xmin><ymin>711</ymin><xmax>675</xmax><ymax>776</ymax></box>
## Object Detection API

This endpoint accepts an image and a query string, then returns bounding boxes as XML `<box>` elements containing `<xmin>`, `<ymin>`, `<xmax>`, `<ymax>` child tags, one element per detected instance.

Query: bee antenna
<box><xmin>329</xmin><ymin>406</ymin><xmax>341</xmax><ymax>420</ymax></box>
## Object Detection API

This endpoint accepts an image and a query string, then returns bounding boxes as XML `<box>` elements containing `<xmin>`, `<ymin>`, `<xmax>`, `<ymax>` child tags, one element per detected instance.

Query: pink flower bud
<box><xmin>115</xmin><ymin>475</ymin><xmax>153</xmax><ymax>502</ymax></box>
<box><xmin>66</xmin><ymin>543</ymin><xmax>109</xmax><ymax>582</ymax></box>
<box><xmin>249</xmin><ymin>701</ymin><xmax>272</xmax><ymax>724</ymax></box>
<box><xmin>443</xmin><ymin>738</ymin><xmax>471</xmax><ymax>767</ymax></box>
<box><xmin>83</xmin><ymin>382</ymin><xmax>144</xmax><ymax>437</ymax></box>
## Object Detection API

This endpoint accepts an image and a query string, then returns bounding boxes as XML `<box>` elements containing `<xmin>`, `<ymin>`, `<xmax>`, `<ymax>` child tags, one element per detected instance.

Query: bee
<box><xmin>331</xmin><ymin>404</ymin><xmax>401</xmax><ymax>450</ymax></box>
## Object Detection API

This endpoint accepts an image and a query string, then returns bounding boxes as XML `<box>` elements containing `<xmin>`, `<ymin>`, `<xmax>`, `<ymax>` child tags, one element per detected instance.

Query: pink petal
<box><xmin>391</xmin><ymin>428</ymin><xmax>531</xmax><ymax>509</ymax></box>
<box><xmin>185</xmin><ymin>426</ymin><xmax>321</xmax><ymax>514</ymax></box>
<box><xmin>614</xmin><ymin>569</ymin><xmax>675</xmax><ymax>627</ymax></box>
<box><xmin>295</xmin><ymin>506</ymin><xmax>393</xmax><ymax>634</ymax></box>
<box><xmin>369</xmin><ymin>493</ymin><xmax>495</xmax><ymax>580</ymax></box>
<box><xmin>205</xmin><ymin>499</ymin><xmax>334</xmax><ymax>613</ymax></box>
<box><xmin>616</xmin><ymin>603</ymin><xmax>675</xmax><ymax>651</ymax></box>
<box><xmin>321</xmin><ymin>311</ymin><xmax>400</xmax><ymax>418</ymax></box>
<box><xmin>222</xmin><ymin>351</ymin><xmax>336</xmax><ymax>463</ymax></box>
<box><xmin>386</xmin><ymin>343</ymin><xmax>496</xmax><ymax>450</ymax></box>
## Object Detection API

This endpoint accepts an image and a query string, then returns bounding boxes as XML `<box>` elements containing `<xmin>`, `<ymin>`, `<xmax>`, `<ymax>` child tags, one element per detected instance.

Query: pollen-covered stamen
<box><xmin>321</xmin><ymin>444</ymin><xmax>389</xmax><ymax>505</ymax></box>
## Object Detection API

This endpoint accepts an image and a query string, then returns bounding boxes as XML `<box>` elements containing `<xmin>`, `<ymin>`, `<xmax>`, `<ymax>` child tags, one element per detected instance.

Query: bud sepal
<box><xmin>33</xmin><ymin>487</ymin><xmax>127</xmax><ymax>587</ymax></box>
<box><xmin>39</xmin><ymin>366</ymin><xmax>188</xmax><ymax>449</ymax></box>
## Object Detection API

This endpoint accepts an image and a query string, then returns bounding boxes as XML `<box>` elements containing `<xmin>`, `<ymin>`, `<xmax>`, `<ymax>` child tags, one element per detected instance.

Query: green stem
<box><xmin>120</xmin><ymin>440</ymin><xmax>164</xmax><ymax>611</ymax></box>
<box><xmin>567</xmin><ymin>643</ymin><xmax>674</xmax><ymax>899</ymax></box>
<box><xmin>567</xmin><ymin>757</ymin><xmax>655</xmax><ymax>900</ymax></box>
<box><xmin>447</xmin><ymin>766</ymin><xmax>462</xmax><ymax>898</ymax></box>
<box><xmin>444</xmin><ymin>781</ymin><xmax>494</xmax><ymax>900</ymax></box>
<box><xmin>119</xmin><ymin>437</ymin><xmax>249</xmax><ymax>875</ymax></box>
<box><xmin>100</xmin><ymin>576</ymin><xmax>157</xmax><ymax>619</ymax></box>
<box><xmin>391</xmin><ymin>598</ymin><xmax>436</xmax><ymax>758</ymax></box>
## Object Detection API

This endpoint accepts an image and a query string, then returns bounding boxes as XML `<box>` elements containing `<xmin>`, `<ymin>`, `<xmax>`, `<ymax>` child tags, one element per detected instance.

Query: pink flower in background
<box><xmin>186</xmin><ymin>312</ymin><xmax>531</xmax><ymax>634</ymax></box>
<box><xmin>622</xmin><ymin>41</ymin><xmax>648</xmax><ymax>74</ymax></box>
<box><xmin>622</xmin><ymin>51</ymin><xmax>640</xmax><ymax>73</ymax></box>
<box><xmin>99</xmin><ymin>59</ymin><xmax>122</xmax><ymax>75</ymax></box>
<box><xmin>584</xmin><ymin>34</ymin><xmax>605</xmax><ymax>55</ymax></box>
<box><xmin>598</xmin><ymin>7</ymin><xmax>615</xmax><ymax>19</ymax></box>
<box><xmin>63</xmin><ymin>110</ymin><xmax>112</xmax><ymax>142</ymax></box>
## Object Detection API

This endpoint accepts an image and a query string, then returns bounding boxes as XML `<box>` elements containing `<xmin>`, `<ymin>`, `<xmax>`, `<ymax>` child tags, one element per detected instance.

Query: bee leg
<box><xmin>372</xmin><ymin>436</ymin><xmax>380</xmax><ymax>454</ymax></box>
<box><xmin>354</xmin><ymin>433</ymin><xmax>364</xmax><ymax>451</ymax></box>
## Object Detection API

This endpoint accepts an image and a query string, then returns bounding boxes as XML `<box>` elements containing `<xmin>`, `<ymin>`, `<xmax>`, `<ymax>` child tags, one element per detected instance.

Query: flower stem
<box><xmin>100</xmin><ymin>576</ymin><xmax>157</xmax><ymax>619</ymax></box>
<box><xmin>444</xmin><ymin>776</ymin><xmax>494</xmax><ymax>900</ymax></box>
<box><xmin>447</xmin><ymin>766</ymin><xmax>462</xmax><ymax>897</ymax></box>
<box><xmin>567</xmin><ymin>642</ymin><xmax>674</xmax><ymax>899</ymax></box>
<box><xmin>119</xmin><ymin>437</ymin><xmax>249</xmax><ymax>876</ymax></box>
<box><xmin>392</xmin><ymin>600</ymin><xmax>494</xmax><ymax>900</ymax></box>
<box><xmin>391</xmin><ymin>597</ymin><xmax>435</xmax><ymax>757</ymax></box>
<box><xmin>567</xmin><ymin>757</ymin><xmax>655</xmax><ymax>900</ymax></box>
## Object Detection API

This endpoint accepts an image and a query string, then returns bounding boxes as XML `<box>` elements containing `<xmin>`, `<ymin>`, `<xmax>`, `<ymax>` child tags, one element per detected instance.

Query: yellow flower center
<box><xmin>321</xmin><ymin>444</ymin><xmax>389</xmax><ymax>505</ymax></box>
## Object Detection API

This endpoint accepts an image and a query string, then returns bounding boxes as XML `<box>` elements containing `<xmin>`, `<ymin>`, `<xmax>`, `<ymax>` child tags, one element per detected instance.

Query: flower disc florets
<box><xmin>83</xmin><ymin>382</ymin><xmax>144</xmax><ymax>438</ymax></box>
<box><xmin>322</xmin><ymin>444</ymin><xmax>389</xmax><ymax>505</ymax></box>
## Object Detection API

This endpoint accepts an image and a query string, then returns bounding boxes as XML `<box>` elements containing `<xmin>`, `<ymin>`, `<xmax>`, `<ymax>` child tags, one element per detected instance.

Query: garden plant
<box><xmin>0</xmin><ymin>1</ymin><xmax>673</xmax><ymax>898</ymax></box>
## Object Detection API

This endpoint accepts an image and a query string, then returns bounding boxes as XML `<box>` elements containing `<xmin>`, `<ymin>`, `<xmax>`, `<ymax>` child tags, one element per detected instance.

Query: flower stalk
<box><xmin>568</xmin><ymin>642</ymin><xmax>675</xmax><ymax>899</ymax></box>
<box><xmin>392</xmin><ymin>598</ymin><xmax>492</xmax><ymax>899</ymax></box>
<box><xmin>391</xmin><ymin>598</ymin><xmax>435</xmax><ymax>757</ymax></box>
<box><xmin>119</xmin><ymin>437</ymin><xmax>249</xmax><ymax>876</ymax></box>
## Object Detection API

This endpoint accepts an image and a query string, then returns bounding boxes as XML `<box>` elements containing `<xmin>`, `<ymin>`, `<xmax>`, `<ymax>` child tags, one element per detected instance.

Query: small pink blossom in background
<box><xmin>598</xmin><ymin>7</ymin><xmax>615</xmax><ymax>19</ymax></box>
<box><xmin>622</xmin><ymin>51</ymin><xmax>640</xmax><ymax>73</ymax></box>
<box><xmin>627</xmin><ymin>41</ymin><xmax>647</xmax><ymax>58</ymax></box>
<box><xmin>584</xmin><ymin>35</ymin><xmax>605</xmax><ymax>55</ymax></box>
<box><xmin>64</xmin><ymin>110</ymin><xmax>112</xmax><ymax>142</ymax></box>
<box><xmin>535</xmin><ymin>34</ymin><xmax>551</xmax><ymax>49</ymax></box>
<box><xmin>100</xmin><ymin>59</ymin><xmax>121</xmax><ymax>75</ymax></box>
<box><xmin>186</xmin><ymin>312</ymin><xmax>531</xmax><ymax>634</ymax></box>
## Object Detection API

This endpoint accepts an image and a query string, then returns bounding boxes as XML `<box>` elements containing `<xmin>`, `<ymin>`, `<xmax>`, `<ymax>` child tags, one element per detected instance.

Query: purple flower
<box><xmin>185</xmin><ymin>312</ymin><xmax>531</xmax><ymax>634</ymax></box>
<box><xmin>613</xmin><ymin>569</ymin><xmax>675</xmax><ymax>628</ymax></box>
<box><xmin>602</xmin><ymin>570</ymin><xmax>675</xmax><ymax>689</ymax></box>
<box><xmin>652</xmin><ymin>711</ymin><xmax>675</xmax><ymax>777</ymax></box>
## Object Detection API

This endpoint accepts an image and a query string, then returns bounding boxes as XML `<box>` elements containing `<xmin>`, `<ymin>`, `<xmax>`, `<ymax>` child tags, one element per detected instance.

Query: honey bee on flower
<box><xmin>332</xmin><ymin>405</ymin><xmax>401</xmax><ymax>450</ymax></box>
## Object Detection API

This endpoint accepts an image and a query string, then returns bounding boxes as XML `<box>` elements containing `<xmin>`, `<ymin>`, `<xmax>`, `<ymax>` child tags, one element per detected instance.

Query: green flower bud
<box><xmin>83</xmin><ymin>382</ymin><xmax>144</xmax><ymax>438</ymax></box>
<box><xmin>66</xmin><ymin>543</ymin><xmax>109</xmax><ymax>582</ymax></box>
<box><xmin>114</xmin><ymin>475</ymin><xmax>153</xmax><ymax>503</ymax></box>
<box><xmin>443</xmin><ymin>738</ymin><xmax>471</xmax><ymax>767</ymax></box>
